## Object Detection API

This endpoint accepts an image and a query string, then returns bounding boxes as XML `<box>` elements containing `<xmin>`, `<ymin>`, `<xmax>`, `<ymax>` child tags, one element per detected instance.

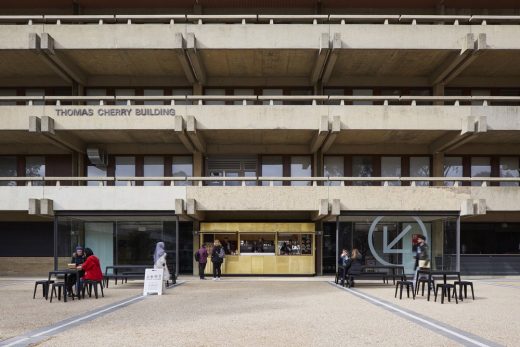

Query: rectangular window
<box><xmin>352</xmin><ymin>156</ymin><xmax>373</xmax><ymax>186</ymax></box>
<box><xmin>87</xmin><ymin>165</ymin><xmax>107</xmax><ymax>186</ymax></box>
<box><xmin>143</xmin><ymin>156</ymin><xmax>164</xmax><ymax>186</ymax></box>
<box><xmin>86</xmin><ymin>88</ymin><xmax>107</xmax><ymax>105</ymax></box>
<box><xmin>143</xmin><ymin>89</ymin><xmax>164</xmax><ymax>105</ymax></box>
<box><xmin>290</xmin><ymin>156</ymin><xmax>311</xmax><ymax>186</ymax></box>
<box><xmin>172</xmin><ymin>88</ymin><xmax>192</xmax><ymax>105</ymax></box>
<box><xmin>380</xmin><ymin>89</ymin><xmax>401</xmax><ymax>105</ymax></box>
<box><xmin>471</xmin><ymin>89</ymin><xmax>490</xmax><ymax>106</ymax></box>
<box><xmin>471</xmin><ymin>157</ymin><xmax>491</xmax><ymax>186</ymax></box>
<box><xmin>115</xmin><ymin>89</ymin><xmax>135</xmax><ymax>106</ymax></box>
<box><xmin>444</xmin><ymin>157</ymin><xmax>463</xmax><ymax>186</ymax></box>
<box><xmin>0</xmin><ymin>89</ymin><xmax>17</xmax><ymax>105</ymax></box>
<box><xmin>25</xmin><ymin>156</ymin><xmax>45</xmax><ymax>186</ymax></box>
<box><xmin>0</xmin><ymin>156</ymin><xmax>17</xmax><ymax>186</ymax></box>
<box><xmin>409</xmin><ymin>89</ymin><xmax>431</xmax><ymax>105</ymax></box>
<box><xmin>205</xmin><ymin>88</ymin><xmax>226</xmax><ymax>105</ymax></box>
<box><xmin>261</xmin><ymin>156</ymin><xmax>283</xmax><ymax>186</ymax></box>
<box><xmin>352</xmin><ymin>89</ymin><xmax>373</xmax><ymax>105</ymax></box>
<box><xmin>25</xmin><ymin>88</ymin><xmax>45</xmax><ymax>105</ymax></box>
<box><xmin>233</xmin><ymin>89</ymin><xmax>254</xmax><ymax>105</ymax></box>
<box><xmin>499</xmin><ymin>157</ymin><xmax>519</xmax><ymax>186</ymax></box>
<box><xmin>324</xmin><ymin>88</ymin><xmax>344</xmax><ymax>105</ymax></box>
<box><xmin>262</xmin><ymin>89</ymin><xmax>283</xmax><ymax>105</ymax></box>
<box><xmin>115</xmin><ymin>156</ymin><xmax>135</xmax><ymax>186</ymax></box>
<box><xmin>381</xmin><ymin>157</ymin><xmax>401</xmax><ymax>186</ymax></box>
<box><xmin>409</xmin><ymin>157</ymin><xmax>430</xmax><ymax>186</ymax></box>
<box><xmin>172</xmin><ymin>156</ymin><xmax>193</xmax><ymax>186</ymax></box>
<box><xmin>324</xmin><ymin>156</ymin><xmax>344</xmax><ymax>186</ymax></box>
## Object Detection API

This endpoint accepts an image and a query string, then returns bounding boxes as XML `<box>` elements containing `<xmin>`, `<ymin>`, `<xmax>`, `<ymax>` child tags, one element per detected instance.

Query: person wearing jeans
<box><xmin>211</xmin><ymin>240</ymin><xmax>225</xmax><ymax>280</ymax></box>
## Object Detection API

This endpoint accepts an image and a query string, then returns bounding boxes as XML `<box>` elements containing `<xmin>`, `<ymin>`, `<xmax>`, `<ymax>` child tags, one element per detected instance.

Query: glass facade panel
<box><xmin>87</xmin><ymin>165</ymin><xmax>107</xmax><ymax>186</ymax></box>
<box><xmin>352</xmin><ymin>89</ymin><xmax>373</xmax><ymax>105</ymax></box>
<box><xmin>500</xmin><ymin>157</ymin><xmax>519</xmax><ymax>186</ymax></box>
<box><xmin>86</xmin><ymin>88</ymin><xmax>107</xmax><ymax>105</ymax></box>
<box><xmin>115</xmin><ymin>156</ymin><xmax>135</xmax><ymax>186</ymax></box>
<box><xmin>0</xmin><ymin>89</ymin><xmax>17</xmax><ymax>105</ymax></box>
<box><xmin>444</xmin><ymin>156</ymin><xmax>462</xmax><ymax>186</ymax></box>
<box><xmin>381</xmin><ymin>157</ymin><xmax>401</xmax><ymax>186</ymax></box>
<box><xmin>471</xmin><ymin>157</ymin><xmax>491</xmax><ymax>186</ymax></box>
<box><xmin>25</xmin><ymin>88</ymin><xmax>45</xmax><ymax>105</ymax></box>
<box><xmin>324</xmin><ymin>156</ymin><xmax>344</xmax><ymax>186</ymax></box>
<box><xmin>172</xmin><ymin>88</ymin><xmax>192</xmax><ymax>105</ymax></box>
<box><xmin>0</xmin><ymin>156</ymin><xmax>17</xmax><ymax>186</ymax></box>
<box><xmin>172</xmin><ymin>156</ymin><xmax>193</xmax><ymax>186</ymax></box>
<box><xmin>410</xmin><ymin>157</ymin><xmax>430</xmax><ymax>186</ymax></box>
<box><xmin>290</xmin><ymin>156</ymin><xmax>311</xmax><ymax>186</ymax></box>
<box><xmin>471</xmin><ymin>89</ymin><xmax>490</xmax><ymax>106</ymax></box>
<box><xmin>261</xmin><ymin>156</ymin><xmax>283</xmax><ymax>186</ymax></box>
<box><xmin>262</xmin><ymin>89</ymin><xmax>283</xmax><ymax>105</ymax></box>
<box><xmin>233</xmin><ymin>88</ymin><xmax>254</xmax><ymax>105</ymax></box>
<box><xmin>143</xmin><ymin>89</ymin><xmax>164</xmax><ymax>105</ymax></box>
<box><xmin>143</xmin><ymin>156</ymin><xmax>164</xmax><ymax>186</ymax></box>
<box><xmin>115</xmin><ymin>89</ymin><xmax>135</xmax><ymax>105</ymax></box>
<box><xmin>205</xmin><ymin>88</ymin><xmax>226</xmax><ymax>105</ymax></box>
<box><xmin>25</xmin><ymin>156</ymin><xmax>45</xmax><ymax>186</ymax></box>
<box><xmin>352</xmin><ymin>156</ymin><xmax>373</xmax><ymax>186</ymax></box>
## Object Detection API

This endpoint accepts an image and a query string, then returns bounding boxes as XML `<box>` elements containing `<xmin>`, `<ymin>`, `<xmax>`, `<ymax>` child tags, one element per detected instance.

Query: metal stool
<box><xmin>33</xmin><ymin>280</ymin><xmax>54</xmax><ymax>299</ymax></box>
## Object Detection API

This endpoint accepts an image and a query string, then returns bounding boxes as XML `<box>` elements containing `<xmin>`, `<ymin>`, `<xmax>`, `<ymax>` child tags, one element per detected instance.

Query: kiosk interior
<box><xmin>200</xmin><ymin>223</ymin><xmax>315</xmax><ymax>275</ymax></box>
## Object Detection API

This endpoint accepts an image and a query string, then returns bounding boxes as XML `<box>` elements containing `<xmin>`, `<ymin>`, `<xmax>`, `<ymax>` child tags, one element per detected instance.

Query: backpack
<box><xmin>218</xmin><ymin>247</ymin><xmax>225</xmax><ymax>259</ymax></box>
<box><xmin>194</xmin><ymin>250</ymin><xmax>200</xmax><ymax>262</ymax></box>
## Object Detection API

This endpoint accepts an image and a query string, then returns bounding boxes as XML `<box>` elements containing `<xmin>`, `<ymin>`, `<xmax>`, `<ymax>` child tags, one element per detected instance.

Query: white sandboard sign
<box><xmin>143</xmin><ymin>268</ymin><xmax>164</xmax><ymax>296</ymax></box>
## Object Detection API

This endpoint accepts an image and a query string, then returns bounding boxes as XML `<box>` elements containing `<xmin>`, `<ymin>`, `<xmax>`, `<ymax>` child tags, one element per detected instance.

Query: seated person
<box><xmin>337</xmin><ymin>249</ymin><xmax>349</xmax><ymax>285</ymax></box>
<box><xmin>67</xmin><ymin>246</ymin><xmax>85</xmax><ymax>295</ymax></box>
<box><xmin>77</xmin><ymin>248</ymin><xmax>103</xmax><ymax>291</ymax></box>
<box><xmin>345</xmin><ymin>248</ymin><xmax>363</xmax><ymax>287</ymax></box>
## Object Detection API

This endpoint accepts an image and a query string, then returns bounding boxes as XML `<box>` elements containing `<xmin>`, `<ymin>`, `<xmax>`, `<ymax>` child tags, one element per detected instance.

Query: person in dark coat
<box><xmin>195</xmin><ymin>244</ymin><xmax>209</xmax><ymax>280</ymax></box>
<box><xmin>337</xmin><ymin>249</ymin><xmax>349</xmax><ymax>286</ymax></box>
<box><xmin>67</xmin><ymin>246</ymin><xmax>85</xmax><ymax>295</ymax></box>
<box><xmin>345</xmin><ymin>248</ymin><xmax>363</xmax><ymax>287</ymax></box>
<box><xmin>211</xmin><ymin>240</ymin><xmax>225</xmax><ymax>280</ymax></box>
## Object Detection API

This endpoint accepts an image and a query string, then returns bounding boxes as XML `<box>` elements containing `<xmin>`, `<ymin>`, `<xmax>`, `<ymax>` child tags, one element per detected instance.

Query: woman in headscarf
<box><xmin>153</xmin><ymin>242</ymin><xmax>170</xmax><ymax>289</ymax></box>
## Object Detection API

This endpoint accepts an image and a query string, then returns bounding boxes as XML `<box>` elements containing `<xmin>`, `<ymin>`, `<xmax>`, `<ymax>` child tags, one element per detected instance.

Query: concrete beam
<box><xmin>312</xmin><ymin>199</ymin><xmax>329</xmax><ymax>221</ymax></box>
<box><xmin>461</xmin><ymin>199</ymin><xmax>487</xmax><ymax>216</ymax></box>
<box><xmin>310</xmin><ymin>33</ymin><xmax>331</xmax><ymax>85</ymax></box>
<box><xmin>28</xmin><ymin>199</ymin><xmax>40</xmax><ymax>215</ymax></box>
<box><xmin>174</xmin><ymin>116</ymin><xmax>196</xmax><ymax>153</ymax></box>
<box><xmin>174</xmin><ymin>33</ymin><xmax>196</xmax><ymax>84</ymax></box>
<box><xmin>429</xmin><ymin>116</ymin><xmax>487</xmax><ymax>153</ymax></box>
<box><xmin>186</xmin><ymin>115</ymin><xmax>206</xmax><ymax>153</ymax></box>
<box><xmin>40</xmin><ymin>33</ymin><xmax>87</xmax><ymax>86</ymax></box>
<box><xmin>309</xmin><ymin>116</ymin><xmax>330</xmax><ymax>153</ymax></box>
<box><xmin>40</xmin><ymin>199</ymin><xmax>54</xmax><ymax>216</ymax></box>
<box><xmin>40</xmin><ymin>116</ymin><xmax>85</xmax><ymax>153</ymax></box>
<box><xmin>322</xmin><ymin>33</ymin><xmax>341</xmax><ymax>85</ymax></box>
<box><xmin>186</xmin><ymin>33</ymin><xmax>206</xmax><ymax>85</ymax></box>
<box><xmin>28</xmin><ymin>116</ymin><xmax>41</xmax><ymax>133</ymax></box>
<box><xmin>321</xmin><ymin>116</ymin><xmax>340</xmax><ymax>153</ymax></box>
<box><xmin>330</xmin><ymin>199</ymin><xmax>340</xmax><ymax>216</ymax></box>
<box><xmin>186</xmin><ymin>198</ymin><xmax>204</xmax><ymax>220</ymax></box>
<box><xmin>174</xmin><ymin>198</ymin><xmax>185</xmax><ymax>215</ymax></box>
<box><xmin>430</xmin><ymin>33</ymin><xmax>474</xmax><ymax>85</ymax></box>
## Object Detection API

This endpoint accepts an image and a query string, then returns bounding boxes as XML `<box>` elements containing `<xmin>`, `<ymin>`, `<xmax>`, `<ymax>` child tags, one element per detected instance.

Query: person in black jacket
<box><xmin>211</xmin><ymin>240</ymin><xmax>225</xmax><ymax>281</ymax></box>
<box><xmin>345</xmin><ymin>248</ymin><xmax>363</xmax><ymax>287</ymax></box>
<box><xmin>67</xmin><ymin>246</ymin><xmax>85</xmax><ymax>295</ymax></box>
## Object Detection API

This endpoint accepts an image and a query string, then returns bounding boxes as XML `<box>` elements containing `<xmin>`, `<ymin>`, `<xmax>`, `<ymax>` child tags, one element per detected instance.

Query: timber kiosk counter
<box><xmin>200</xmin><ymin>223</ymin><xmax>315</xmax><ymax>275</ymax></box>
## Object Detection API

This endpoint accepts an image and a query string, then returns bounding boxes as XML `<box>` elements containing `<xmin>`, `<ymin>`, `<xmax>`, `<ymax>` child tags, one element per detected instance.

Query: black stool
<box><xmin>454</xmin><ymin>280</ymin><xmax>474</xmax><ymax>300</ymax></box>
<box><xmin>33</xmin><ymin>280</ymin><xmax>54</xmax><ymax>299</ymax></box>
<box><xmin>50</xmin><ymin>282</ymin><xmax>72</xmax><ymax>303</ymax></box>
<box><xmin>82</xmin><ymin>280</ymin><xmax>104</xmax><ymax>299</ymax></box>
<box><xmin>395</xmin><ymin>280</ymin><xmax>415</xmax><ymax>299</ymax></box>
<box><xmin>434</xmin><ymin>283</ymin><xmax>458</xmax><ymax>304</ymax></box>
<box><xmin>415</xmin><ymin>278</ymin><xmax>435</xmax><ymax>297</ymax></box>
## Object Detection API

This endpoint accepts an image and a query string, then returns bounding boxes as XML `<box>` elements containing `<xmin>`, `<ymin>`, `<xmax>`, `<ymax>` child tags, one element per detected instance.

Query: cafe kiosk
<box><xmin>200</xmin><ymin>223</ymin><xmax>315</xmax><ymax>275</ymax></box>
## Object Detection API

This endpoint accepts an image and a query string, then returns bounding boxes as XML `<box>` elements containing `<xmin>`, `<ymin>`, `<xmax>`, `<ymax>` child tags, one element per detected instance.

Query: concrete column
<box><xmin>433</xmin><ymin>83</ymin><xmax>445</xmax><ymax>106</ymax></box>
<box><xmin>432</xmin><ymin>221</ymin><xmax>444</xmax><ymax>270</ymax></box>
<box><xmin>313</xmin><ymin>151</ymin><xmax>323</xmax><ymax>178</ymax></box>
<box><xmin>432</xmin><ymin>152</ymin><xmax>444</xmax><ymax>186</ymax></box>
<box><xmin>193</xmin><ymin>152</ymin><xmax>203</xmax><ymax>176</ymax></box>
<box><xmin>193</xmin><ymin>83</ymin><xmax>203</xmax><ymax>96</ymax></box>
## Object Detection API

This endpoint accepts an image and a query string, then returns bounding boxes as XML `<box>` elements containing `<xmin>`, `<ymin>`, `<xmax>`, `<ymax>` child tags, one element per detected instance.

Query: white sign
<box><xmin>143</xmin><ymin>268</ymin><xmax>164</xmax><ymax>296</ymax></box>
<box><xmin>368</xmin><ymin>216</ymin><xmax>429</xmax><ymax>266</ymax></box>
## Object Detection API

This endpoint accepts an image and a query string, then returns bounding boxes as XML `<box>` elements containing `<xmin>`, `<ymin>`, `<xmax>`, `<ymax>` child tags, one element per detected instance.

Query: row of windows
<box><xmin>1</xmin><ymin>155</ymin><xmax>518</xmax><ymax>186</ymax></box>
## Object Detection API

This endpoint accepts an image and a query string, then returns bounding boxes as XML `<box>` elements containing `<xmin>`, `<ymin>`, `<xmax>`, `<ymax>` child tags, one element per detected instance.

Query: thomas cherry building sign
<box><xmin>54</xmin><ymin>107</ymin><xmax>176</xmax><ymax>117</ymax></box>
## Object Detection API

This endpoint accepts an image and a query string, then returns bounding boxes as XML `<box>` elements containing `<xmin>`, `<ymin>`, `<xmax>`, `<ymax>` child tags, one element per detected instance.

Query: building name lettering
<box><xmin>54</xmin><ymin>108</ymin><xmax>176</xmax><ymax>117</ymax></box>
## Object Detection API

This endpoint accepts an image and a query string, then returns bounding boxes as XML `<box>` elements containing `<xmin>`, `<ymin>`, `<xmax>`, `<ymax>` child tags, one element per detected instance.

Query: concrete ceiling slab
<box><xmin>201</xmin><ymin>130</ymin><xmax>315</xmax><ymax>144</ymax></box>
<box><xmin>0</xmin><ymin>51</ymin><xmax>58</xmax><ymax>78</ymax></box>
<box><xmin>335</xmin><ymin>130</ymin><xmax>447</xmax><ymax>145</ymax></box>
<box><xmin>67</xmin><ymin>130</ymin><xmax>182</xmax><ymax>144</ymax></box>
<box><xmin>457</xmin><ymin>51</ymin><xmax>520</xmax><ymax>78</ymax></box>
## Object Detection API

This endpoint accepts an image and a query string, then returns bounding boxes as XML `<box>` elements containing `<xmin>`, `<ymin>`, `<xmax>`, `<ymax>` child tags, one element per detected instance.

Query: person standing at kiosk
<box><xmin>211</xmin><ymin>240</ymin><xmax>225</xmax><ymax>280</ymax></box>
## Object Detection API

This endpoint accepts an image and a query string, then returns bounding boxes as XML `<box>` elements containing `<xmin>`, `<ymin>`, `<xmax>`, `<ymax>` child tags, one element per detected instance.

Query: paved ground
<box><xmin>1</xmin><ymin>276</ymin><xmax>519</xmax><ymax>347</ymax></box>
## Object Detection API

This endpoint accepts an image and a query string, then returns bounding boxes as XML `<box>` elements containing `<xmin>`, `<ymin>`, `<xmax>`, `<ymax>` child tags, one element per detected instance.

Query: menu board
<box><xmin>143</xmin><ymin>268</ymin><xmax>164</xmax><ymax>296</ymax></box>
<box><xmin>301</xmin><ymin>234</ymin><xmax>312</xmax><ymax>255</ymax></box>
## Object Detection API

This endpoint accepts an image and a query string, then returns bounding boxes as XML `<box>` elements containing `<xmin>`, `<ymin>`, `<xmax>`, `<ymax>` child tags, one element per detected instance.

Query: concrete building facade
<box><xmin>1</xmin><ymin>0</ymin><xmax>520</xmax><ymax>276</ymax></box>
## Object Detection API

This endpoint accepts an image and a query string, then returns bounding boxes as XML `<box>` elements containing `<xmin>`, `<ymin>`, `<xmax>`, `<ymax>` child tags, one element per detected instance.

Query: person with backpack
<box><xmin>211</xmin><ymin>240</ymin><xmax>225</xmax><ymax>281</ymax></box>
<box><xmin>194</xmin><ymin>244</ymin><xmax>208</xmax><ymax>280</ymax></box>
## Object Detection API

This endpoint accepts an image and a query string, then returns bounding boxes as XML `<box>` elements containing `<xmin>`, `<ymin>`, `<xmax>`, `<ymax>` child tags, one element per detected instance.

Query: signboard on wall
<box><xmin>143</xmin><ymin>268</ymin><xmax>164</xmax><ymax>296</ymax></box>
<box><xmin>54</xmin><ymin>107</ymin><xmax>176</xmax><ymax>117</ymax></box>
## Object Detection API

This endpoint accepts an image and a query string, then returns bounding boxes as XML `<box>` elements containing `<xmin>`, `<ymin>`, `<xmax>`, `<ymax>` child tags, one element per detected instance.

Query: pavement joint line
<box><xmin>0</xmin><ymin>281</ymin><xmax>185</xmax><ymax>347</ymax></box>
<box><xmin>328</xmin><ymin>281</ymin><xmax>504</xmax><ymax>347</ymax></box>
<box><xmin>475</xmin><ymin>282</ymin><xmax>520</xmax><ymax>290</ymax></box>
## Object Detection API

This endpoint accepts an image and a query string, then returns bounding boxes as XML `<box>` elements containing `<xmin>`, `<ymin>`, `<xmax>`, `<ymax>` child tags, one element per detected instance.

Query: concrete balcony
<box><xmin>1</xmin><ymin>15</ymin><xmax>520</xmax><ymax>87</ymax></box>
<box><xmin>1</xmin><ymin>177</ymin><xmax>518</xmax><ymax>218</ymax></box>
<box><xmin>0</xmin><ymin>95</ymin><xmax>519</xmax><ymax>155</ymax></box>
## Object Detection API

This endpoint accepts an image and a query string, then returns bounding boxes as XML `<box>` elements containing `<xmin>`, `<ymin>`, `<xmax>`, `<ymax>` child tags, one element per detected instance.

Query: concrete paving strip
<box><xmin>0</xmin><ymin>281</ymin><xmax>185</xmax><ymax>347</ymax></box>
<box><xmin>328</xmin><ymin>282</ymin><xmax>504</xmax><ymax>347</ymax></box>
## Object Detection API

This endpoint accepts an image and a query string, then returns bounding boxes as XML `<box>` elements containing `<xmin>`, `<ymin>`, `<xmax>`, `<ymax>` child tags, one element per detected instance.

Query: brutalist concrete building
<box><xmin>1</xmin><ymin>0</ymin><xmax>519</xmax><ymax>277</ymax></box>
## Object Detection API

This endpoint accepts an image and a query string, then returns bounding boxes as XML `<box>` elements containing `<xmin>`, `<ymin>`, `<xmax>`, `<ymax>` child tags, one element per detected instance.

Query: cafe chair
<box><xmin>395</xmin><ymin>280</ymin><xmax>415</xmax><ymax>300</ymax></box>
<box><xmin>453</xmin><ymin>279</ymin><xmax>475</xmax><ymax>300</ymax></box>
<box><xmin>434</xmin><ymin>283</ymin><xmax>458</xmax><ymax>304</ymax></box>
<box><xmin>82</xmin><ymin>280</ymin><xmax>104</xmax><ymax>299</ymax></box>
<box><xmin>415</xmin><ymin>277</ymin><xmax>435</xmax><ymax>297</ymax></box>
<box><xmin>33</xmin><ymin>280</ymin><xmax>54</xmax><ymax>299</ymax></box>
<box><xmin>49</xmin><ymin>282</ymin><xmax>72</xmax><ymax>303</ymax></box>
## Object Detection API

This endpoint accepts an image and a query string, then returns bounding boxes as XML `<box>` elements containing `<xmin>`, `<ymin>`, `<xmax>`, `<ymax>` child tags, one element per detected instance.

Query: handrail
<box><xmin>1</xmin><ymin>14</ymin><xmax>520</xmax><ymax>25</ymax></box>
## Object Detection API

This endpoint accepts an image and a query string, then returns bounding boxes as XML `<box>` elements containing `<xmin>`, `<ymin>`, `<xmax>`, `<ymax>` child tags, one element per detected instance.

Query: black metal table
<box><xmin>361</xmin><ymin>265</ymin><xmax>406</xmax><ymax>284</ymax></box>
<box><xmin>48</xmin><ymin>269</ymin><xmax>81</xmax><ymax>301</ymax></box>
<box><xmin>416</xmin><ymin>270</ymin><xmax>461</xmax><ymax>301</ymax></box>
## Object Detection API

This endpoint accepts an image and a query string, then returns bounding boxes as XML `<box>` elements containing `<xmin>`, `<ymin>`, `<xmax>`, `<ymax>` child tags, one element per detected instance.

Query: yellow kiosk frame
<box><xmin>200</xmin><ymin>222</ymin><xmax>315</xmax><ymax>275</ymax></box>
